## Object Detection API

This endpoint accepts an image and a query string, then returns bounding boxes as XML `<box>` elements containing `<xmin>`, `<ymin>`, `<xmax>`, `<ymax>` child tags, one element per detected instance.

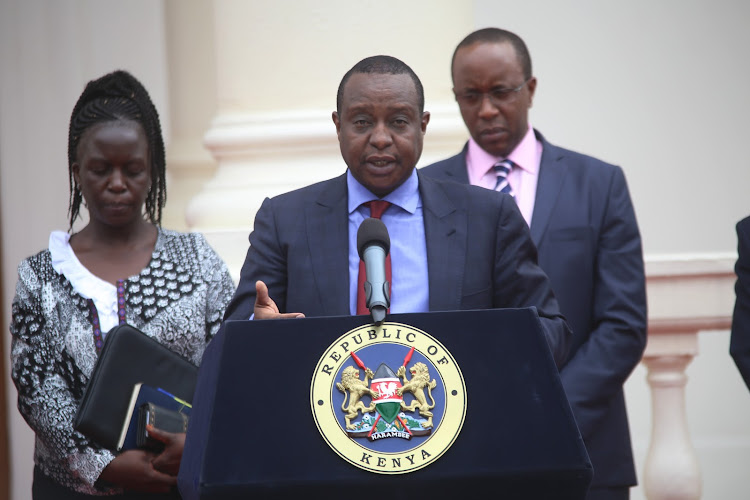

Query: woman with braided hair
<box><xmin>9</xmin><ymin>70</ymin><xmax>235</xmax><ymax>498</ymax></box>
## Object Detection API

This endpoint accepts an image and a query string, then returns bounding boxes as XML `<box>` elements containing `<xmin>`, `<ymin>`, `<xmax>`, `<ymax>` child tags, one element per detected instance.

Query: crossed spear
<box><xmin>349</xmin><ymin>347</ymin><xmax>415</xmax><ymax>437</ymax></box>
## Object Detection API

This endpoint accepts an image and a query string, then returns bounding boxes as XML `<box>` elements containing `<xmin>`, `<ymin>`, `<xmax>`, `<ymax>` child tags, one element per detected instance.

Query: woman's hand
<box><xmin>99</xmin><ymin>449</ymin><xmax>176</xmax><ymax>493</ymax></box>
<box><xmin>147</xmin><ymin>425</ymin><xmax>186</xmax><ymax>476</ymax></box>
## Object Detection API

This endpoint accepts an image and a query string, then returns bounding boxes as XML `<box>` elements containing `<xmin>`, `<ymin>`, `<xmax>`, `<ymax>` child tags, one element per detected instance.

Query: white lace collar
<box><xmin>49</xmin><ymin>231</ymin><xmax>119</xmax><ymax>334</ymax></box>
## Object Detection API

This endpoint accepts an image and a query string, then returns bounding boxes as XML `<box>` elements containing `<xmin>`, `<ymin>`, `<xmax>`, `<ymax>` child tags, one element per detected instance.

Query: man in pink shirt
<box><xmin>420</xmin><ymin>28</ymin><xmax>647</xmax><ymax>500</ymax></box>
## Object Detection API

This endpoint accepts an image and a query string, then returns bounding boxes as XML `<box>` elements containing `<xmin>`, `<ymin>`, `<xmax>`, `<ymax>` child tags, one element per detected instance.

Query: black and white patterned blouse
<box><xmin>10</xmin><ymin>229</ymin><xmax>235</xmax><ymax>495</ymax></box>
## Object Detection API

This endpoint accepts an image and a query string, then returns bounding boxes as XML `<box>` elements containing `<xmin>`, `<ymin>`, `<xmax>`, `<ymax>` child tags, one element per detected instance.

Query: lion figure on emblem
<box><xmin>336</xmin><ymin>366</ymin><xmax>378</xmax><ymax>429</ymax></box>
<box><xmin>397</xmin><ymin>362</ymin><xmax>437</xmax><ymax>428</ymax></box>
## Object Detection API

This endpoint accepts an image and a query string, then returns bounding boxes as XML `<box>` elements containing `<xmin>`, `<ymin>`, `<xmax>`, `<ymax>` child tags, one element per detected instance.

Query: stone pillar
<box><xmin>162</xmin><ymin>0</ymin><xmax>219</xmax><ymax>232</ymax></box>
<box><xmin>186</xmin><ymin>0</ymin><xmax>472</xmax><ymax>278</ymax></box>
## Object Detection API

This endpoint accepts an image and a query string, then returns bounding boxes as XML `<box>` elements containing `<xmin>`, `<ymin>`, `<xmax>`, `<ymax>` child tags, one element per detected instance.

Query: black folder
<box><xmin>74</xmin><ymin>324</ymin><xmax>199</xmax><ymax>450</ymax></box>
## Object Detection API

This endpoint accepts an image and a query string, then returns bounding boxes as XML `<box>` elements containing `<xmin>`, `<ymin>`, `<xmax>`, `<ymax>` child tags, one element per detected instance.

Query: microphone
<box><xmin>357</xmin><ymin>218</ymin><xmax>391</xmax><ymax>324</ymax></box>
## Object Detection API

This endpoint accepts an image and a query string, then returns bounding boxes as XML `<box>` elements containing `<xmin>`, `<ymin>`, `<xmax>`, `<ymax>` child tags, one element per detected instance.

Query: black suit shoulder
<box><xmin>731</xmin><ymin>214</ymin><xmax>750</xmax><ymax>391</ymax></box>
<box><xmin>420</xmin><ymin>151</ymin><xmax>464</xmax><ymax>173</ymax></box>
<box><xmin>542</xmin><ymin>140</ymin><xmax>624</xmax><ymax>178</ymax></box>
<box><xmin>263</xmin><ymin>173</ymin><xmax>346</xmax><ymax>207</ymax></box>
<box><xmin>738</xmin><ymin>215</ymin><xmax>750</xmax><ymax>236</ymax></box>
<box><xmin>419</xmin><ymin>149</ymin><xmax>467</xmax><ymax>183</ymax></box>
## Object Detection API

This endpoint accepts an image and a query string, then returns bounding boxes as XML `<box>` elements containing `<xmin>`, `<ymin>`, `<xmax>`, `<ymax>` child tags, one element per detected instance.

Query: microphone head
<box><xmin>357</xmin><ymin>217</ymin><xmax>390</xmax><ymax>259</ymax></box>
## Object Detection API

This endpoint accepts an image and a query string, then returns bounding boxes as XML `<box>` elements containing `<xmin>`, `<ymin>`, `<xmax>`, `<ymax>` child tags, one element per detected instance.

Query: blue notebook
<box><xmin>117</xmin><ymin>383</ymin><xmax>192</xmax><ymax>451</ymax></box>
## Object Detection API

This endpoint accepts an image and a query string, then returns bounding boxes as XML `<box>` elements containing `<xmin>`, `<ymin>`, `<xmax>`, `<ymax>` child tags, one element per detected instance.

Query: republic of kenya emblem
<box><xmin>310</xmin><ymin>322</ymin><xmax>466</xmax><ymax>474</ymax></box>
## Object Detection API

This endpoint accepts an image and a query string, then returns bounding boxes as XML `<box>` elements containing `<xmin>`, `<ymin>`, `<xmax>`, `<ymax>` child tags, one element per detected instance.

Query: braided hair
<box><xmin>67</xmin><ymin>70</ymin><xmax>166</xmax><ymax>230</ymax></box>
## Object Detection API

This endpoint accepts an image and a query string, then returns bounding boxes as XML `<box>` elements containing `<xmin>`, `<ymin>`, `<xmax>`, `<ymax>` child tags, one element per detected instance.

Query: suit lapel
<box><xmin>529</xmin><ymin>133</ymin><xmax>567</xmax><ymax>246</ymax></box>
<box><xmin>306</xmin><ymin>174</ymin><xmax>350</xmax><ymax>316</ymax></box>
<box><xmin>419</xmin><ymin>174</ymin><xmax>466</xmax><ymax>311</ymax></box>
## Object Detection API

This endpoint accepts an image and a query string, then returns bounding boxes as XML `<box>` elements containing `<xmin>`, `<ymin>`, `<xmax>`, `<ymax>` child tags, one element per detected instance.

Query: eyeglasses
<box><xmin>455</xmin><ymin>78</ymin><xmax>531</xmax><ymax>107</ymax></box>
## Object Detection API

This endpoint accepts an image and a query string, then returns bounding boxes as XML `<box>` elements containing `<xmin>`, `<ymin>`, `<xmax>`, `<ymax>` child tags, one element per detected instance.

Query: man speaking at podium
<box><xmin>223</xmin><ymin>55</ymin><xmax>572</xmax><ymax>367</ymax></box>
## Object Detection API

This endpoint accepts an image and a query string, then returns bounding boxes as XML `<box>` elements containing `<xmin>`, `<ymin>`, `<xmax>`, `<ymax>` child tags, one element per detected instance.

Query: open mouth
<box><xmin>366</xmin><ymin>156</ymin><xmax>397</xmax><ymax>171</ymax></box>
<box><xmin>370</xmin><ymin>160</ymin><xmax>393</xmax><ymax>167</ymax></box>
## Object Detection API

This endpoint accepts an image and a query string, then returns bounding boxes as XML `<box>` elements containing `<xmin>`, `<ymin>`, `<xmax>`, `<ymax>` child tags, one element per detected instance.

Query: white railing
<box><xmin>639</xmin><ymin>256</ymin><xmax>736</xmax><ymax>500</ymax></box>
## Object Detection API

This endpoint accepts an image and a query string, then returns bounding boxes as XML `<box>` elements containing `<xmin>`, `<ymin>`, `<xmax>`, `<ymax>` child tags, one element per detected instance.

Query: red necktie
<box><xmin>357</xmin><ymin>200</ymin><xmax>392</xmax><ymax>315</ymax></box>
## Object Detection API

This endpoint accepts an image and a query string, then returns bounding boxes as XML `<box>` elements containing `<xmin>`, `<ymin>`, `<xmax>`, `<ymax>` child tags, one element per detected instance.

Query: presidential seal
<box><xmin>310</xmin><ymin>322</ymin><xmax>466</xmax><ymax>474</ymax></box>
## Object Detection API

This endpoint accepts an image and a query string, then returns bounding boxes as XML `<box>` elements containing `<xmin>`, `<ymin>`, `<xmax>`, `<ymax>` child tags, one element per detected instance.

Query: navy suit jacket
<box><xmin>224</xmin><ymin>171</ymin><xmax>571</xmax><ymax>366</ymax></box>
<box><xmin>731</xmin><ymin>216</ymin><xmax>750</xmax><ymax>390</ymax></box>
<box><xmin>420</xmin><ymin>132</ymin><xmax>647</xmax><ymax>488</ymax></box>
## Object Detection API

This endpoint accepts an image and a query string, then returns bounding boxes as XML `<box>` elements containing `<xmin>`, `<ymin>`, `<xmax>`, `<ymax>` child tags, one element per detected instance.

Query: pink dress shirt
<box><xmin>465</xmin><ymin>124</ymin><xmax>543</xmax><ymax>227</ymax></box>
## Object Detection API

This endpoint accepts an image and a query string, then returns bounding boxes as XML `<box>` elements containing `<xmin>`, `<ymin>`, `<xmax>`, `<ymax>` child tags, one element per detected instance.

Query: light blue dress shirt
<box><xmin>347</xmin><ymin>169</ymin><xmax>429</xmax><ymax>315</ymax></box>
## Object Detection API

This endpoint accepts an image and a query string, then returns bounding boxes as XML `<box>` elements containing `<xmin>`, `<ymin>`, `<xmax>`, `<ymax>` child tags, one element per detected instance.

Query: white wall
<box><xmin>473</xmin><ymin>0</ymin><xmax>750</xmax><ymax>255</ymax></box>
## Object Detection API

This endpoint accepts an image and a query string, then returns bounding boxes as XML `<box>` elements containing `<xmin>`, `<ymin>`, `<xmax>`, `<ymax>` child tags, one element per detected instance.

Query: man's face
<box><xmin>333</xmin><ymin>72</ymin><xmax>430</xmax><ymax>198</ymax></box>
<box><xmin>452</xmin><ymin>41</ymin><xmax>536</xmax><ymax>157</ymax></box>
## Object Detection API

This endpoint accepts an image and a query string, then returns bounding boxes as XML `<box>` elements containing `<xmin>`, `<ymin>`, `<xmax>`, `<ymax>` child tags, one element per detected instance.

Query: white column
<box><xmin>186</xmin><ymin>0</ymin><xmax>472</xmax><ymax>278</ymax></box>
<box><xmin>161</xmin><ymin>0</ymin><xmax>219</xmax><ymax>231</ymax></box>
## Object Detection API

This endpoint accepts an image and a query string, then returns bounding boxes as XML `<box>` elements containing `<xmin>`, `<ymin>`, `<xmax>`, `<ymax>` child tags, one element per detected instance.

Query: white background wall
<box><xmin>1</xmin><ymin>1</ymin><xmax>749</xmax><ymax>499</ymax></box>
<box><xmin>473</xmin><ymin>0</ymin><xmax>750</xmax><ymax>254</ymax></box>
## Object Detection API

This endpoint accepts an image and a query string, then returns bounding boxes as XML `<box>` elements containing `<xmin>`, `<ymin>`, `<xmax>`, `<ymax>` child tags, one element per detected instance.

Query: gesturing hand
<box><xmin>254</xmin><ymin>280</ymin><xmax>305</xmax><ymax>320</ymax></box>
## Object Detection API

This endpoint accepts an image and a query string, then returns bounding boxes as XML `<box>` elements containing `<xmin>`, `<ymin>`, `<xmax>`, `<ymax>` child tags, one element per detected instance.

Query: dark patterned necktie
<box><xmin>356</xmin><ymin>200</ymin><xmax>391</xmax><ymax>315</ymax></box>
<box><xmin>493</xmin><ymin>159</ymin><xmax>515</xmax><ymax>198</ymax></box>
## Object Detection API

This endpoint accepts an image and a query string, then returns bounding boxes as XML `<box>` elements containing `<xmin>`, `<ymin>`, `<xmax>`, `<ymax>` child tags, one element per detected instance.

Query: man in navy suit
<box><xmin>223</xmin><ymin>54</ymin><xmax>571</xmax><ymax>368</ymax></box>
<box><xmin>420</xmin><ymin>29</ymin><xmax>647</xmax><ymax>500</ymax></box>
<box><xmin>731</xmin><ymin>215</ymin><xmax>750</xmax><ymax>391</ymax></box>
